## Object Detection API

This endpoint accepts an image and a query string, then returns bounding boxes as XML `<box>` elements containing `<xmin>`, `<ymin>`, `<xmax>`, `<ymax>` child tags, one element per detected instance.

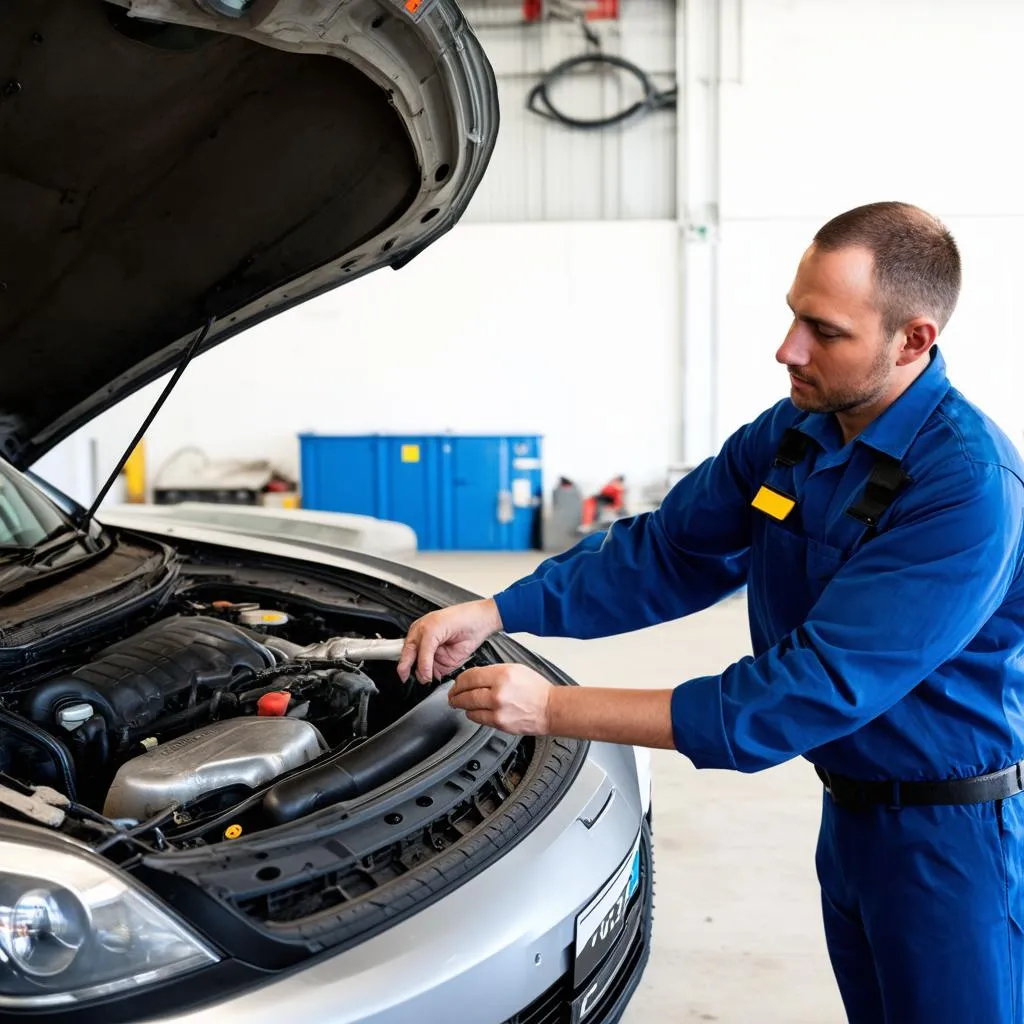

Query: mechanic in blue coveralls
<box><xmin>398</xmin><ymin>201</ymin><xmax>1024</xmax><ymax>1023</ymax></box>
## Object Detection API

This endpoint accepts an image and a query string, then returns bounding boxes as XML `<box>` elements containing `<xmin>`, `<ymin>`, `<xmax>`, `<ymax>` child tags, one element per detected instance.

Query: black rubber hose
<box><xmin>526</xmin><ymin>52</ymin><xmax>677</xmax><ymax>131</ymax></box>
<box><xmin>262</xmin><ymin>684</ymin><xmax>462</xmax><ymax>825</ymax></box>
<box><xmin>25</xmin><ymin>679</ymin><xmax>117</xmax><ymax>733</ymax></box>
<box><xmin>0</xmin><ymin>707</ymin><xmax>77</xmax><ymax>800</ymax></box>
<box><xmin>94</xmin><ymin>803</ymin><xmax>179</xmax><ymax>855</ymax></box>
<box><xmin>72</xmin><ymin>714</ymin><xmax>109</xmax><ymax>766</ymax></box>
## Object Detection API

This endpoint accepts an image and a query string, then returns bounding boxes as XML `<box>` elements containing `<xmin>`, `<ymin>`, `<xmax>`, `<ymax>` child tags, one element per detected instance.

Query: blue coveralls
<box><xmin>492</xmin><ymin>348</ymin><xmax>1024</xmax><ymax>1023</ymax></box>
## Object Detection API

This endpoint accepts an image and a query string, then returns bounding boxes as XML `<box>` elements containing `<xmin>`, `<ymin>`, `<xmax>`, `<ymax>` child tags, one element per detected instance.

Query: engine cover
<box><xmin>103</xmin><ymin>716</ymin><xmax>325</xmax><ymax>821</ymax></box>
<box><xmin>25</xmin><ymin>616</ymin><xmax>277</xmax><ymax>738</ymax></box>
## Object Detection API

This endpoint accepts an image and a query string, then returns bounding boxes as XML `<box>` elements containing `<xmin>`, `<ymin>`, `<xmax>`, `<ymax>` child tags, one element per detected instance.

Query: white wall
<box><xmin>36</xmin><ymin>221</ymin><xmax>681</xmax><ymax>509</ymax></box>
<box><xmin>711</xmin><ymin>0</ymin><xmax>1024</xmax><ymax>450</ymax></box>
<box><xmin>34</xmin><ymin>0</ymin><xmax>1024</xmax><ymax>514</ymax></box>
<box><xmin>463</xmin><ymin>0</ymin><xmax>677</xmax><ymax>222</ymax></box>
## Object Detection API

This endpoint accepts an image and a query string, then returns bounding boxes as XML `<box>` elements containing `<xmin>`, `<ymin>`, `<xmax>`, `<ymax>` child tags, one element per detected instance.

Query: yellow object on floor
<box><xmin>123</xmin><ymin>440</ymin><xmax>146</xmax><ymax>503</ymax></box>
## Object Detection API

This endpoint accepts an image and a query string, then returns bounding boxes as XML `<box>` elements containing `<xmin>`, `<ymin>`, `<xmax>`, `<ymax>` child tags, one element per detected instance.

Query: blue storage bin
<box><xmin>298</xmin><ymin>434</ymin><xmax>543</xmax><ymax>551</ymax></box>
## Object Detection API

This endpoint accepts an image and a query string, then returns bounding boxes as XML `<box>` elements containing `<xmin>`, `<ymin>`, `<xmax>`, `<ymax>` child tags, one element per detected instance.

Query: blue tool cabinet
<box><xmin>298</xmin><ymin>434</ymin><xmax>543</xmax><ymax>551</ymax></box>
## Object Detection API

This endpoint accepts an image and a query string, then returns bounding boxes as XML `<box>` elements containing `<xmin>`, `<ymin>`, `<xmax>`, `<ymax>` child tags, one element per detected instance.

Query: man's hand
<box><xmin>448</xmin><ymin>664</ymin><xmax>553</xmax><ymax>734</ymax></box>
<box><xmin>397</xmin><ymin>599</ymin><xmax>504</xmax><ymax>684</ymax></box>
<box><xmin>450</xmin><ymin>667</ymin><xmax>678</xmax><ymax>749</ymax></box>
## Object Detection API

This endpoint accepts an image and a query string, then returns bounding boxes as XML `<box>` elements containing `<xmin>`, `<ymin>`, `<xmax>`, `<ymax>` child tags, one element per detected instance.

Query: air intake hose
<box><xmin>262</xmin><ymin>683</ymin><xmax>463</xmax><ymax>825</ymax></box>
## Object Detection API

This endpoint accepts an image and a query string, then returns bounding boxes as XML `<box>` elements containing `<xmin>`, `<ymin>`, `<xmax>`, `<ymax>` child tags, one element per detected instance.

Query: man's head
<box><xmin>777</xmin><ymin>202</ymin><xmax>961</xmax><ymax>420</ymax></box>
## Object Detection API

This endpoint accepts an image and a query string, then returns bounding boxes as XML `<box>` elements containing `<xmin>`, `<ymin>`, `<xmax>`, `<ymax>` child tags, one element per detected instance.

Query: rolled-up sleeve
<box><xmin>671</xmin><ymin>461</ymin><xmax>1024</xmax><ymax>772</ymax></box>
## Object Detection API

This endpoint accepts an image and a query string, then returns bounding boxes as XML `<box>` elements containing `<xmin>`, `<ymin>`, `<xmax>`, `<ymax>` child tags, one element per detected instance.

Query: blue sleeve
<box><xmin>492</xmin><ymin>414</ymin><xmax>771</xmax><ymax>639</ymax></box>
<box><xmin>672</xmin><ymin>462</ymin><xmax>1024</xmax><ymax>772</ymax></box>
<box><xmin>501</xmin><ymin>530</ymin><xmax>608</xmax><ymax>589</ymax></box>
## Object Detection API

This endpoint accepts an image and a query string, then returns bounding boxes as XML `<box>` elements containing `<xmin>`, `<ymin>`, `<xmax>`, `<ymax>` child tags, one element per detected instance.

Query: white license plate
<box><xmin>573</xmin><ymin>832</ymin><xmax>641</xmax><ymax>989</ymax></box>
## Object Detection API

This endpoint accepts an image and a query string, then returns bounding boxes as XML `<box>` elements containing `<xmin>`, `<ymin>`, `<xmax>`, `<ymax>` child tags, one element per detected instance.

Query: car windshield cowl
<box><xmin>0</xmin><ymin>522</ymin><xmax>93</xmax><ymax>559</ymax></box>
<box><xmin>0</xmin><ymin>462</ymin><xmax>108</xmax><ymax>585</ymax></box>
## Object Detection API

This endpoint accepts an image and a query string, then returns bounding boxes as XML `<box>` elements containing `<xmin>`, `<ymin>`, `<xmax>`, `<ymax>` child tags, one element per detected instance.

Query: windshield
<box><xmin>0</xmin><ymin>459</ymin><xmax>72</xmax><ymax>548</ymax></box>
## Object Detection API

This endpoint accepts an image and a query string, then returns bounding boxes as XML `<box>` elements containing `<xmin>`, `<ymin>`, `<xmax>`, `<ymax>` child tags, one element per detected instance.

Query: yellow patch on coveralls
<box><xmin>752</xmin><ymin>485</ymin><xmax>796</xmax><ymax>521</ymax></box>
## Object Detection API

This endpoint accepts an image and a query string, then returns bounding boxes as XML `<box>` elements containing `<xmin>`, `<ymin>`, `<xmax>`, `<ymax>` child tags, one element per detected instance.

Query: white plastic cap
<box><xmin>238</xmin><ymin>608</ymin><xmax>290</xmax><ymax>628</ymax></box>
<box><xmin>56</xmin><ymin>703</ymin><xmax>95</xmax><ymax>731</ymax></box>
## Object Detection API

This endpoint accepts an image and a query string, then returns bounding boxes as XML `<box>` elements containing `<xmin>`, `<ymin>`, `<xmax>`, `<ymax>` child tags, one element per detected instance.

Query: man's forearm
<box><xmin>547</xmin><ymin>686</ymin><xmax>676</xmax><ymax>749</ymax></box>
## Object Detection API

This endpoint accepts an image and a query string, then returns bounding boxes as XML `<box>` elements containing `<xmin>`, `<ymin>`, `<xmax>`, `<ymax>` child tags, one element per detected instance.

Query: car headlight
<box><xmin>0</xmin><ymin>838</ymin><xmax>218</xmax><ymax>1008</ymax></box>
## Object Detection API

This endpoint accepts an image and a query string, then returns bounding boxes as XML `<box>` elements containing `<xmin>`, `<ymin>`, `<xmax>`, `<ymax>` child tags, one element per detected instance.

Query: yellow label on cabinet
<box><xmin>751</xmin><ymin>485</ymin><xmax>796</xmax><ymax>521</ymax></box>
<box><xmin>401</xmin><ymin>444</ymin><xmax>420</xmax><ymax>464</ymax></box>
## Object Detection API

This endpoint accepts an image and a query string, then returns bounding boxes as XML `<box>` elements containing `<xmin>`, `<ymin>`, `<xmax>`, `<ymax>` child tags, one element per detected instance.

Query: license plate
<box><xmin>573</xmin><ymin>832</ymin><xmax>641</xmax><ymax>990</ymax></box>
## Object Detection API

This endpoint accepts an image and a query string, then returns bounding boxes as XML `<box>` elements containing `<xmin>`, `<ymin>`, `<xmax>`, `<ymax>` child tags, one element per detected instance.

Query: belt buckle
<box><xmin>887</xmin><ymin>780</ymin><xmax>902</xmax><ymax>811</ymax></box>
<box><xmin>817</xmin><ymin>766</ymin><xmax>834</xmax><ymax>797</ymax></box>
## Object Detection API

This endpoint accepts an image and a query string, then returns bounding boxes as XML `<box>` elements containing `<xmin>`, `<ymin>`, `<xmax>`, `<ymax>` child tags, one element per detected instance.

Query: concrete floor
<box><xmin>408</xmin><ymin>552</ymin><xmax>846</xmax><ymax>1024</ymax></box>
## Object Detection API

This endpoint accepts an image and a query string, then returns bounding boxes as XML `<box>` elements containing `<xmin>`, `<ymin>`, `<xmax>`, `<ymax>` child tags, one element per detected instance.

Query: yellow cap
<box><xmin>224</xmin><ymin>824</ymin><xmax>243</xmax><ymax>840</ymax></box>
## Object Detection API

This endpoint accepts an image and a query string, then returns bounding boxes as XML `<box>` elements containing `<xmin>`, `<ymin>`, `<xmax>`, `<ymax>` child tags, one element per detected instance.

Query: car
<box><xmin>0</xmin><ymin>1</ymin><xmax>655</xmax><ymax>1022</ymax></box>
<box><xmin>104</xmin><ymin>503</ymin><xmax>420</xmax><ymax>561</ymax></box>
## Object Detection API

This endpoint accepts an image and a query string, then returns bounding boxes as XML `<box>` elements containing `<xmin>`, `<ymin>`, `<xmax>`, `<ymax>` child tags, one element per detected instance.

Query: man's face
<box><xmin>776</xmin><ymin>244</ymin><xmax>898</xmax><ymax>414</ymax></box>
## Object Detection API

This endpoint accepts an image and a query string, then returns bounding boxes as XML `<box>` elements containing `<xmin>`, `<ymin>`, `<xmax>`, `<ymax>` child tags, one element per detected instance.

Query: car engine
<box><xmin>0</xmin><ymin>601</ymin><xmax>438</xmax><ymax>840</ymax></box>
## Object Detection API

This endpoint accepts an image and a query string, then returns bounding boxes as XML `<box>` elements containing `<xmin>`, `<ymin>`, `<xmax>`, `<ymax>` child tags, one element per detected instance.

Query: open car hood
<box><xmin>0</xmin><ymin>0</ymin><xmax>497</xmax><ymax>469</ymax></box>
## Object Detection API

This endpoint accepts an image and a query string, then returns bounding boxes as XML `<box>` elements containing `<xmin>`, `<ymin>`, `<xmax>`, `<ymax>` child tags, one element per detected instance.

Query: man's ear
<box><xmin>897</xmin><ymin>318</ymin><xmax>938</xmax><ymax>365</ymax></box>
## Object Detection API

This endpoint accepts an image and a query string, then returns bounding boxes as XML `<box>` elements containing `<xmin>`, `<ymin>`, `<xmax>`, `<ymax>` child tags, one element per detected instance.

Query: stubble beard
<box><xmin>789</xmin><ymin>336</ymin><xmax>895</xmax><ymax>415</ymax></box>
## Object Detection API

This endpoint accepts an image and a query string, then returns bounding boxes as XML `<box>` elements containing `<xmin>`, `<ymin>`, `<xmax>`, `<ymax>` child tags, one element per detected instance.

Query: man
<box><xmin>396</xmin><ymin>202</ymin><xmax>1024</xmax><ymax>1023</ymax></box>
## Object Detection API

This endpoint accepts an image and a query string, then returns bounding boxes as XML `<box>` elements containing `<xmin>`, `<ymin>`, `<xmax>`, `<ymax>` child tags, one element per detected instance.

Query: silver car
<box><xmin>0</xmin><ymin>1</ymin><xmax>654</xmax><ymax>1021</ymax></box>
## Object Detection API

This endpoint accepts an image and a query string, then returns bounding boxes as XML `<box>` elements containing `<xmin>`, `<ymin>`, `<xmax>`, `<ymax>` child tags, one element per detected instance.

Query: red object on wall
<box><xmin>585</xmin><ymin>0</ymin><xmax>618</xmax><ymax>19</ymax></box>
<box><xmin>520</xmin><ymin>0</ymin><xmax>618</xmax><ymax>21</ymax></box>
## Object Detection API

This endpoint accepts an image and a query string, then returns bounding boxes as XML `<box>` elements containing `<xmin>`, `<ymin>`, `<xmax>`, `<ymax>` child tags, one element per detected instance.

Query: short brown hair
<box><xmin>813</xmin><ymin>202</ymin><xmax>961</xmax><ymax>336</ymax></box>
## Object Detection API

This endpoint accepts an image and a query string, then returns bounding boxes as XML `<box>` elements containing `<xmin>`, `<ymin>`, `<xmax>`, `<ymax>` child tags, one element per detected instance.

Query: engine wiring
<box><xmin>241</xmin><ymin>659</ymin><xmax>379</xmax><ymax>737</ymax></box>
<box><xmin>93</xmin><ymin>803</ymin><xmax>179</xmax><ymax>855</ymax></box>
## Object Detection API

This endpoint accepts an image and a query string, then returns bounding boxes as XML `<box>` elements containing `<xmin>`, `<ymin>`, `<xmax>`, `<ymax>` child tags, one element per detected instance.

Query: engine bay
<box><xmin>0</xmin><ymin>584</ymin><xmax>471</xmax><ymax>852</ymax></box>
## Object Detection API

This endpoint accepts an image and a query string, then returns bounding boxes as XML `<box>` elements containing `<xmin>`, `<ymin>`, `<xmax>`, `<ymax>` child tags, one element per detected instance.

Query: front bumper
<box><xmin>502</xmin><ymin>817</ymin><xmax>653</xmax><ymax>1024</ymax></box>
<box><xmin>150</xmin><ymin>743</ymin><xmax>649</xmax><ymax>1024</ymax></box>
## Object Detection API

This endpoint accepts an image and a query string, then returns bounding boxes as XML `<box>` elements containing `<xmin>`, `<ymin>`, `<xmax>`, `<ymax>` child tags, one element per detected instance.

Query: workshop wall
<box><xmin>36</xmin><ymin>221</ymin><xmax>680</xmax><ymax>509</ymax></box>
<box><xmin>35</xmin><ymin>0</ymin><xmax>1024</xmax><ymax>515</ymax></box>
<box><xmin>463</xmin><ymin>0</ymin><xmax>677</xmax><ymax>222</ymax></box>
<box><xmin>710</xmin><ymin>0</ymin><xmax>1024</xmax><ymax>451</ymax></box>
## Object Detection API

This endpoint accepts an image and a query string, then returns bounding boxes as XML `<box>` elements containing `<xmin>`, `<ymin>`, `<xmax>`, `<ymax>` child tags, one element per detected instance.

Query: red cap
<box><xmin>257</xmin><ymin>691</ymin><xmax>291</xmax><ymax>717</ymax></box>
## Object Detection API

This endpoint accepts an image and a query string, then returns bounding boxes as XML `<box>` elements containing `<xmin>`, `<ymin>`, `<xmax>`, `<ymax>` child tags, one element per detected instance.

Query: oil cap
<box><xmin>56</xmin><ymin>703</ymin><xmax>94</xmax><ymax>732</ymax></box>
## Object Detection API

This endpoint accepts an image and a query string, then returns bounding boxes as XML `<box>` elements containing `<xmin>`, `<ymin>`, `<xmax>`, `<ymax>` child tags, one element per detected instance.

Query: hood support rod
<box><xmin>76</xmin><ymin>317</ymin><xmax>216</xmax><ymax>527</ymax></box>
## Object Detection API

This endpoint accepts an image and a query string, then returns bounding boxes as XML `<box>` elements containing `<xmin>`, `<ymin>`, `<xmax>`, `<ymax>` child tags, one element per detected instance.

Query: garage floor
<box><xmin>408</xmin><ymin>552</ymin><xmax>845</xmax><ymax>1024</ymax></box>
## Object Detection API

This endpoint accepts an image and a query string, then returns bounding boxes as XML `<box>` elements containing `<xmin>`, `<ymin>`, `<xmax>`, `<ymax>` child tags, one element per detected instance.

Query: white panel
<box><xmin>935</xmin><ymin>216</ymin><xmax>1024</xmax><ymax>449</ymax></box>
<box><xmin>714</xmin><ymin>219</ymin><xmax>823</xmax><ymax>444</ymax></box>
<box><xmin>720</xmin><ymin>0</ymin><xmax>1024</xmax><ymax>220</ymax></box>
<box><xmin>706</xmin><ymin>0</ymin><xmax>1024</xmax><ymax>465</ymax></box>
<box><xmin>45</xmin><ymin>222</ymin><xmax>682</xmax><ymax>509</ymax></box>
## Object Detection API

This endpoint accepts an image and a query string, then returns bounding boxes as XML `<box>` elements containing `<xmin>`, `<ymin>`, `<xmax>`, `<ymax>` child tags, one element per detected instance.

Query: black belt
<box><xmin>815</xmin><ymin>762</ymin><xmax>1024</xmax><ymax>808</ymax></box>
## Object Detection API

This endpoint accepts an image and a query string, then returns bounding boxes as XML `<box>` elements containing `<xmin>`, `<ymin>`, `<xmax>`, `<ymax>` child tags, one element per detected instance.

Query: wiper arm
<box><xmin>0</xmin><ymin>545</ymin><xmax>38</xmax><ymax>563</ymax></box>
<box><xmin>28</xmin><ymin>525</ymin><xmax>93</xmax><ymax>563</ymax></box>
<box><xmin>0</xmin><ymin>527</ymin><xmax>109</xmax><ymax>595</ymax></box>
<box><xmin>0</xmin><ymin>524</ymin><xmax>94</xmax><ymax>570</ymax></box>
